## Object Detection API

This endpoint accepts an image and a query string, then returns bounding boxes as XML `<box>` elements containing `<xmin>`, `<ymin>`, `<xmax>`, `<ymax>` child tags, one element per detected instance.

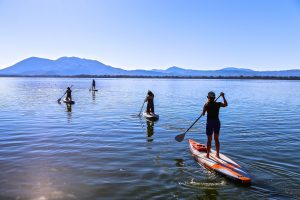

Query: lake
<box><xmin>0</xmin><ymin>77</ymin><xmax>299</xmax><ymax>200</ymax></box>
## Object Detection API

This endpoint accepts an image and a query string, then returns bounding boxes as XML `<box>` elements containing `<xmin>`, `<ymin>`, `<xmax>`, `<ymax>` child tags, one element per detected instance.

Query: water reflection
<box><xmin>146</xmin><ymin>120</ymin><xmax>154</xmax><ymax>142</ymax></box>
<box><xmin>175</xmin><ymin>159</ymin><xmax>184</xmax><ymax>167</ymax></box>
<box><xmin>92</xmin><ymin>91</ymin><xmax>96</xmax><ymax>101</ymax></box>
<box><xmin>0</xmin><ymin>78</ymin><xmax>299</xmax><ymax>199</ymax></box>
<box><xmin>66</xmin><ymin>104</ymin><xmax>72</xmax><ymax>112</ymax></box>
<box><xmin>197</xmin><ymin>188</ymin><xmax>219</xmax><ymax>199</ymax></box>
<box><xmin>66</xmin><ymin>104</ymin><xmax>72</xmax><ymax>121</ymax></box>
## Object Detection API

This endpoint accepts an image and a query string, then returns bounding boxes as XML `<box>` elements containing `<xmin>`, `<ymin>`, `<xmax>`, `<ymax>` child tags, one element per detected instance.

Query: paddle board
<box><xmin>63</xmin><ymin>99</ymin><xmax>75</xmax><ymax>104</ymax></box>
<box><xmin>143</xmin><ymin>112</ymin><xmax>159</xmax><ymax>121</ymax></box>
<box><xmin>189</xmin><ymin>139</ymin><xmax>251</xmax><ymax>184</ymax></box>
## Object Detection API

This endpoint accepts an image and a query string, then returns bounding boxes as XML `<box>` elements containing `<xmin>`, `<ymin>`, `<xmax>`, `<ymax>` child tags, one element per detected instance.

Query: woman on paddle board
<box><xmin>201</xmin><ymin>91</ymin><xmax>227</xmax><ymax>158</ymax></box>
<box><xmin>65</xmin><ymin>87</ymin><xmax>72</xmax><ymax>102</ymax></box>
<box><xmin>92</xmin><ymin>79</ymin><xmax>96</xmax><ymax>90</ymax></box>
<box><xmin>145</xmin><ymin>90</ymin><xmax>155</xmax><ymax>114</ymax></box>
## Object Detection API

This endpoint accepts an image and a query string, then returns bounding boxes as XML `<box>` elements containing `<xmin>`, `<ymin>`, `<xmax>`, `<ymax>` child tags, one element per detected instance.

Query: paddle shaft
<box><xmin>183</xmin><ymin>114</ymin><xmax>203</xmax><ymax>134</ymax></box>
<box><xmin>58</xmin><ymin>92</ymin><xmax>66</xmax><ymax>101</ymax></box>
<box><xmin>139</xmin><ymin>100</ymin><xmax>146</xmax><ymax>116</ymax></box>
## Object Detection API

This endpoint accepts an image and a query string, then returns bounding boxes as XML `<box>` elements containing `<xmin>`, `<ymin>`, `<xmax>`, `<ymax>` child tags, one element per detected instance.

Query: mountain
<box><xmin>0</xmin><ymin>57</ymin><xmax>300</xmax><ymax>77</ymax></box>
<box><xmin>0</xmin><ymin>57</ymin><xmax>127</xmax><ymax>76</ymax></box>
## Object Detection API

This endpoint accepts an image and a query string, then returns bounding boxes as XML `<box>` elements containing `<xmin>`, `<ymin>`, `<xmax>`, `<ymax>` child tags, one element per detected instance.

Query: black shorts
<box><xmin>206</xmin><ymin>119</ymin><xmax>221</xmax><ymax>136</ymax></box>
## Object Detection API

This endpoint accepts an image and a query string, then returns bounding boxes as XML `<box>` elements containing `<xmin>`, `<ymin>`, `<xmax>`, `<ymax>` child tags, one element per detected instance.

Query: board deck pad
<box><xmin>189</xmin><ymin>139</ymin><xmax>251</xmax><ymax>184</ymax></box>
<box><xmin>63</xmin><ymin>100</ymin><xmax>75</xmax><ymax>104</ymax></box>
<box><xmin>143</xmin><ymin>112</ymin><xmax>159</xmax><ymax>121</ymax></box>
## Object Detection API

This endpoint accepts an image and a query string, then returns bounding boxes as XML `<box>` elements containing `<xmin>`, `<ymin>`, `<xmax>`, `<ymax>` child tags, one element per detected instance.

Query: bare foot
<box><xmin>216</xmin><ymin>154</ymin><xmax>220</xmax><ymax>158</ymax></box>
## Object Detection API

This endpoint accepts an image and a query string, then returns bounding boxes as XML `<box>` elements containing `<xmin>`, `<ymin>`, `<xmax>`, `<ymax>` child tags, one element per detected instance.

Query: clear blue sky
<box><xmin>1</xmin><ymin>0</ymin><xmax>300</xmax><ymax>70</ymax></box>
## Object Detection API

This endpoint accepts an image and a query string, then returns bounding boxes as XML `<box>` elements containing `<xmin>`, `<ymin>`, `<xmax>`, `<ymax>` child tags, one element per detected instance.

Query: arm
<box><xmin>220</xmin><ymin>92</ymin><xmax>228</xmax><ymax>107</ymax></box>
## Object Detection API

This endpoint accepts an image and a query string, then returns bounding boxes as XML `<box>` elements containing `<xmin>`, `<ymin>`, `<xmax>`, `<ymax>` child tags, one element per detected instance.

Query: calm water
<box><xmin>0</xmin><ymin>78</ymin><xmax>299</xmax><ymax>200</ymax></box>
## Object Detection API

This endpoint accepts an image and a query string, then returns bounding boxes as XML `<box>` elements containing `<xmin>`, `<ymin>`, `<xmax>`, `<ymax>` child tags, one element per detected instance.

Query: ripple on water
<box><xmin>0</xmin><ymin>78</ymin><xmax>299</xmax><ymax>199</ymax></box>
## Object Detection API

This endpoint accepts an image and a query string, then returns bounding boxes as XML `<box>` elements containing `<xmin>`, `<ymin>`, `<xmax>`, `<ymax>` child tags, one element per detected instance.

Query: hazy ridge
<box><xmin>0</xmin><ymin>57</ymin><xmax>299</xmax><ymax>77</ymax></box>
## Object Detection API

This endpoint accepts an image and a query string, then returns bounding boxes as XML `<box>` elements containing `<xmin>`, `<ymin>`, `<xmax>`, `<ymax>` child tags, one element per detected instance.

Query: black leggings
<box><xmin>66</xmin><ymin>95</ymin><xmax>72</xmax><ymax>101</ymax></box>
<box><xmin>147</xmin><ymin>103</ymin><xmax>154</xmax><ymax>113</ymax></box>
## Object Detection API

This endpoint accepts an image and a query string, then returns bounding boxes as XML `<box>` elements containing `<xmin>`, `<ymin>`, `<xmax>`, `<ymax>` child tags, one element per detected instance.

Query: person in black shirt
<box><xmin>65</xmin><ymin>87</ymin><xmax>72</xmax><ymax>102</ymax></box>
<box><xmin>201</xmin><ymin>91</ymin><xmax>227</xmax><ymax>158</ymax></box>
<box><xmin>145</xmin><ymin>90</ymin><xmax>155</xmax><ymax>114</ymax></box>
<box><xmin>92</xmin><ymin>79</ymin><xmax>96</xmax><ymax>90</ymax></box>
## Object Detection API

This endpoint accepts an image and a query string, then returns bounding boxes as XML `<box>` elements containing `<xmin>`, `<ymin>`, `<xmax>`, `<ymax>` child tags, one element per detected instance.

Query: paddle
<box><xmin>175</xmin><ymin>94</ymin><xmax>221</xmax><ymax>142</ymax></box>
<box><xmin>138</xmin><ymin>96</ymin><xmax>147</xmax><ymax>116</ymax></box>
<box><xmin>57</xmin><ymin>85</ymin><xmax>73</xmax><ymax>103</ymax></box>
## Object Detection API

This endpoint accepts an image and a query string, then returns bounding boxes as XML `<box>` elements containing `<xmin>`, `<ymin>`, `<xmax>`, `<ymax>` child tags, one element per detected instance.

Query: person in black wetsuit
<box><xmin>145</xmin><ymin>90</ymin><xmax>155</xmax><ymax>114</ymax></box>
<box><xmin>92</xmin><ymin>79</ymin><xmax>96</xmax><ymax>90</ymax></box>
<box><xmin>201</xmin><ymin>91</ymin><xmax>227</xmax><ymax>158</ymax></box>
<box><xmin>65</xmin><ymin>87</ymin><xmax>72</xmax><ymax>102</ymax></box>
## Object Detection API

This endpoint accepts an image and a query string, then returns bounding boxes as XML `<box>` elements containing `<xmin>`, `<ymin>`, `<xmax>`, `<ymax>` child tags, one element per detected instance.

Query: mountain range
<box><xmin>0</xmin><ymin>57</ymin><xmax>299</xmax><ymax>77</ymax></box>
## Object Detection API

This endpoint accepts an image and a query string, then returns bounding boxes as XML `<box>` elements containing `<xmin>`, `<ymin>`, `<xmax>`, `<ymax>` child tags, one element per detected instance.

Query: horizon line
<box><xmin>1</xmin><ymin>56</ymin><xmax>300</xmax><ymax>72</ymax></box>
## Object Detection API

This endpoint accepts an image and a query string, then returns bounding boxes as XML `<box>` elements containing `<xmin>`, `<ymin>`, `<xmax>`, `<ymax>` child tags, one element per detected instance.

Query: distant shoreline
<box><xmin>0</xmin><ymin>75</ymin><xmax>299</xmax><ymax>80</ymax></box>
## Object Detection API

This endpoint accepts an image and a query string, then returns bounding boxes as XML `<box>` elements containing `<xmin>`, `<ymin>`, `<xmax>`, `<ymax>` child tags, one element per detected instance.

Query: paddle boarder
<box><xmin>65</xmin><ymin>87</ymin><xmax>72</xmax><ymax>102</ymax></box>
<box><xmin>92</xmin><ymin>79</ymin><xmax>96</xmax><ymax>90</ymax></box>
<box><xmin>201</xmin><ymin>91</ymin><xmax>227</xmax><ymax>158</ymax></box>
<box><xmin>145</xmin><ymin>90</ymin><xmax>155</xmax><ymax>114</ymax></box>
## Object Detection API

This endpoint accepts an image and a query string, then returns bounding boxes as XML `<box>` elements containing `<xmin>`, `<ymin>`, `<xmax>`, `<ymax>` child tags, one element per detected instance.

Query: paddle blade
<box><xmin>175</xmin><ymin>133</ymin><xmax>185</xmax><ymax>142</ymax></box>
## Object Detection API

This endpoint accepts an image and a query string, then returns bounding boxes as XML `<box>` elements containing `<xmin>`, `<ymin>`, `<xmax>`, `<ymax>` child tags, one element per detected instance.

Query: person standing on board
<box><xmin>65</xmin><ymin>87</ymin><xmax>72</xmax><ymax>102</ymax></box>
<box><xmin>145</xmin><ymin>90</ymin><xmax>155</xmax><ymax>114</ymax></box>
<box><xmin>92</xmin><ymin>79</ymin><xmax>96</xmax><ymax>90</ymax></box>
<box><xmin>201</xmin><ymin>91</ymin><xmax>227</xmax><ymax>158</ymax></box>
